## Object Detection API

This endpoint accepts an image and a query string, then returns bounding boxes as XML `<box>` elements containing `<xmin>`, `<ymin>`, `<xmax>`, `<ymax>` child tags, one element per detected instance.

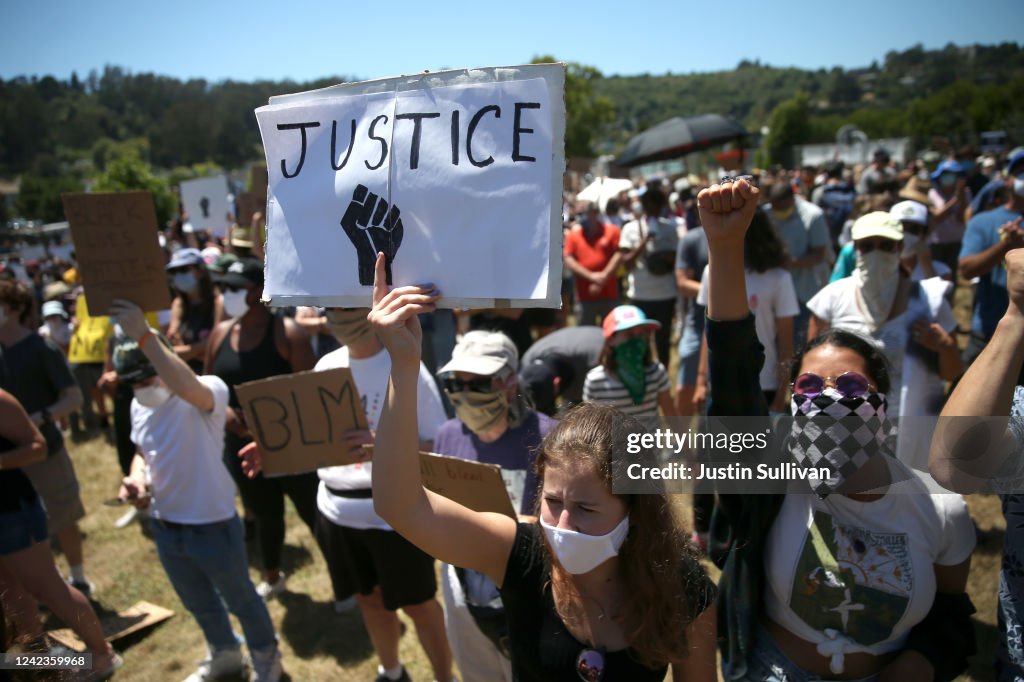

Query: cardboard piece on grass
<box><xmin>47</xmin><ymin>601</ymin><xmax>175</xmax><ymax>651</ymax></box>
<box><xmin>61</xmin><ymin>192</ymin><xmax>171</xmax><ymax>315</ymax></box>
<box><xmin>254</xmin><ymin>63</ymin><xmax>566</xmax><ymax>310</ymax></box>
<box><xmin>180</xmin><ymin>175</ymin><xmax>231</xmax><ymax>238</ymax></box>
<box><xmin>235</xmin><ymin>367</ymin><xmax>369</xmax><ymax>476</ymax></box>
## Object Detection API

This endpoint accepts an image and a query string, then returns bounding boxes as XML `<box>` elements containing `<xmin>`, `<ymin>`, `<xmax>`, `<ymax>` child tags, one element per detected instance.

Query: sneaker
<box><xmin>250</xmin><ymin>646</ymin><xmax>283</xmax><ymax>682</ymax></box>
<box><xmin>74</xmin><ymin>651</ymin><xmax>123</xmax><ymax>681</ymax></box>
<box><xmin>256</xmin><ymin>572</ymin><xmax>286</xmax><ymax>600</ymax></box>
<box><xmin>334</xmin><ymin>596</ymin><xmax>357</xmax><ymax>613</ymax></box>
<box><xmin>374</xmin><ymin>665</ymin><xmax>411</xmax><ymax>682</ymax></box>
<box><xmin>68</xmin><ymin>578</ymin><xmax>96</xmax><ymax>599</ymax></box>
<box><xmin>182</xmin><ymin>648</ymin><xmax>246</xmax><ymax>682</ymax></box>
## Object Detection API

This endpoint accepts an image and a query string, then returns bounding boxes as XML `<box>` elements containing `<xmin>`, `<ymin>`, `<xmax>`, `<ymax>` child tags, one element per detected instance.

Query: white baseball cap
<box><xmin>889</xmin><ymin>200</ymin><xmax>928</xmax><ymax>227</ymax></box>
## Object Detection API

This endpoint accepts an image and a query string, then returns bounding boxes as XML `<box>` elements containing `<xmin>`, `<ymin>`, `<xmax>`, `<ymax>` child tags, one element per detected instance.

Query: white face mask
<box><xmin>1014</xmin><ymin>176</ymin><xmax>1024</xmax><ymax>198</ymax></box>
<box><xmin>222</xmin><ymin>289</ymin><xmax>250</xmax><ymax>318</ymax></box>
<box><xmin>631</xmin><ymin>202</ymin><xmax>643</xmax><ymax>216</ymax></box>
<box><xmin>540</xmin><ymin>514</ymin><xmax>630</xmax><ymax>575</ymax></box>
<box><xmin>134</xmin><ymin>384</ymin><xmax>172</xmax><ymax>409</ymax></box>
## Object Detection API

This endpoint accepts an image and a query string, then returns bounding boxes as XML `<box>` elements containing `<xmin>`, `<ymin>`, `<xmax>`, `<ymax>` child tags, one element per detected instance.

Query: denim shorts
<box><xmin>743</xmin><ymin>627</ymin><xmax>880</xmax><ymax>682</ymax></box>
<box><xmin>0</xmin><ymin>496</ymin><xmax>49</xmax><ymax>556</ymax></box>
<box><xmin>677</xmin><ymin>324</ymin><xmax>703</xmax><ymax>387</ymax></box>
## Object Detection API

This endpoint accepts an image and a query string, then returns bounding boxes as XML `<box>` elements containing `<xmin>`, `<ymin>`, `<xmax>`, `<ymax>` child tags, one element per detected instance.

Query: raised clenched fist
<box><xmin>341</xmin><ymin>184</ymin><xmax>404</xmax><ymax>285</ymax></box>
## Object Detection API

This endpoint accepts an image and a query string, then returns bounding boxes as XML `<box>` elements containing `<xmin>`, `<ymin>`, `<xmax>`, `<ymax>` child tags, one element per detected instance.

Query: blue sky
<box><xmin>3</xmin><ymin>0</ymin><xmax>1021</xmax><ymax>83</ymax></box>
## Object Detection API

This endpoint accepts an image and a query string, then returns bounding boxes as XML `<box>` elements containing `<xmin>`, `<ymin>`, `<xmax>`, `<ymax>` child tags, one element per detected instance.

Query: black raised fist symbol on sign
<box><xmin>199</xmin><ymin>197</ymin><xmax>210</xmax><ymax>218</ymax></box>
<box><xmin>341</xmin><ymin>184</ymin><xmax>404</xmax><ymax>286</ymax></box>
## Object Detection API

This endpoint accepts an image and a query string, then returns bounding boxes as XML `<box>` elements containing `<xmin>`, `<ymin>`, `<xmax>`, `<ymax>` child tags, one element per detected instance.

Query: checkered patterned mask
<box><xmin>790</xmin><ymin>387</ymin><xmax>893</xmax><ymax>498</ymax></box>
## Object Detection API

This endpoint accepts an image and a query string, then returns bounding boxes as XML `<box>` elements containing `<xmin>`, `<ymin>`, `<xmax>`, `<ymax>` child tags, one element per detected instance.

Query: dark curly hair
<box><xmin>789</xmin><ymin>328</ymin><xmax>892</xmax><ymax>394</ymax></box>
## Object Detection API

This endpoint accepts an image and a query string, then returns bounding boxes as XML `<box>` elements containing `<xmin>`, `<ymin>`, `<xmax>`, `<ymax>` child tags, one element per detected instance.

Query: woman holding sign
<box><xmin>206</xmin><ymin>258</ymin><xmax>318</xmax><ymax>600</ymax></box>
<box><xmin>367</xmin><ymin>255</ymin><xmax>717</xmax><ymax>681</ymax></box>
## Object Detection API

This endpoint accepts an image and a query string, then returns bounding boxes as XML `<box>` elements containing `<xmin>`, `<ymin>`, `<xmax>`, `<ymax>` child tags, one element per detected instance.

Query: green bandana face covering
<box><xmin>449</xmin><ymin>390</ymin><xmax>509</xmax><ymax>434</ymax></box>
<box><xmin>613</xmin><ymin>336</ymin><xmax>648</xmax><ymax>405</ymax></box>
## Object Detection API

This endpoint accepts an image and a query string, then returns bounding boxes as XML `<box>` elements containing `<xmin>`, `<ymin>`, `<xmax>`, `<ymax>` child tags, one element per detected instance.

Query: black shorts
<box><xmin>314</xmin><ymin>509</ymin><xmax>437</xmax><ymax>611</ymax></box>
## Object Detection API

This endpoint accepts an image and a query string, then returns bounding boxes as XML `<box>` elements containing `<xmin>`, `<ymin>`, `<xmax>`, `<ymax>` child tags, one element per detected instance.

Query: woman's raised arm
<box><xmin>368</xmin><ymin>253</ymin><xmax>517</xmax><ymax>586</ymax></box>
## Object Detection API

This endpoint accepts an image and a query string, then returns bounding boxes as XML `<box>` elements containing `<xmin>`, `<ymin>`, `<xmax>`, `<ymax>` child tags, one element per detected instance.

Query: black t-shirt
<box><xmin>498</xmin><ymin>522</ymin><xmax>716</xmax><ymax>681</ymax></box>
<box><xmin>0</xmin><ymin>333</ymin><xmax>75</xmax><ymax>455</ymax></box>
<box><xmin>0</xmin><ymin>432</ymin><xmax>38</xmax><ymax>513</ymax></box>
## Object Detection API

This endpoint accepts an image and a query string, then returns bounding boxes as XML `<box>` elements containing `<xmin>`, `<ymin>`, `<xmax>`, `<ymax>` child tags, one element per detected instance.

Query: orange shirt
<box><xmin>564</xmin><ymin>222</ymin><xmax>620</xmax><ymax>302</ymax></box>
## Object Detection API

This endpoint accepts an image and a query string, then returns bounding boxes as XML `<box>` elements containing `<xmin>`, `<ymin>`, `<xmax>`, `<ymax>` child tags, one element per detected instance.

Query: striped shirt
<box><xmin>582</xmin><ymin>362</ymin><xmax>670</xmax><ymax>418</ymax></box>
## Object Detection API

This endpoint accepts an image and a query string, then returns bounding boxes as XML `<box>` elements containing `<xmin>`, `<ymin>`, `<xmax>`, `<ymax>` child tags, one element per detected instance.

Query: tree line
<box><xmin>2</xmin><ymin>42</ymin><xmax>1022</xmax><ymax>223</ymax></box>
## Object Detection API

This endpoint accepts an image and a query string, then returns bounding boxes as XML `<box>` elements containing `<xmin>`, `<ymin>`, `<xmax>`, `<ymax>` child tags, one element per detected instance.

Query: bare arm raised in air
<box><xmin>931</xmin><ymin>248</ymin><xmax>1024</xmax><ymax>491</ymax></box>
<box><xmin>367</xmin><ymin>253</ymin><xmax>517</xmax><ymax>586</ymax></box>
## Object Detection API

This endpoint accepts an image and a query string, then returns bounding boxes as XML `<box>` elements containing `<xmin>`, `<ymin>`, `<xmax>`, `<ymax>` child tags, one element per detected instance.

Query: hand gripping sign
<box><xmin>254</xmin><ymin>63</ymin><xmax>566</xmax><ymax>309</ymax></box>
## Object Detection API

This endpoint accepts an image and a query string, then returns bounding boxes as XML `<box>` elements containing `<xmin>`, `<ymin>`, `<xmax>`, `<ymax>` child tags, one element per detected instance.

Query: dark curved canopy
<box><xmin>615</xmin><ymin>114</ymin><xmax>748</xmax><ymax>167</ymax></box>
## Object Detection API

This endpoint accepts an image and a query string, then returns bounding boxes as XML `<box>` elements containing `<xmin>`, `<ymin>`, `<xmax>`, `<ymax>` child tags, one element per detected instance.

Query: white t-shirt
<box><xmin>619</xmin><ymin>216</ymin><xmax>679</xmax><ymax>301</ymax></box>
<box><xmin>806</xmin><ymin>277</ymin><xmax>956</xmax><ymax>419</ymax></box>
<box><xmin>697</xmin><ymin>266</ymin><xmax>800</xmax><ymax>390</ymax></box>
<box><xmin>129</xmin><ymin>375</ymin><xmax>236</xmax><ymax>524</ymax></box>
<box><xmin>764</xmin><ymin>457</ymin><xmax>974</xmax><ymax>664</ymax></box>
<box><xmin>314</xmin><ymin>346</ymin><xmax>448</xmax><ymax>531</ymax></box>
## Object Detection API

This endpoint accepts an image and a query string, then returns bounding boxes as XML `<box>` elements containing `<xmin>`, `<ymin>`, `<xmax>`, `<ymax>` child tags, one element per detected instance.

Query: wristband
<box><xmin>138</xmin><ymin>329</ymin><xmax>155</xmax><ymax>349</ymax></box>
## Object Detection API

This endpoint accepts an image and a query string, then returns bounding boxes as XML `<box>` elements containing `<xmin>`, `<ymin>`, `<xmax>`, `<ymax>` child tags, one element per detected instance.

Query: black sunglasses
<box><xmin>442</xmin><ymin>376</ymin><xmax>494</xmax><ymax>394</ymax></box>
<box><xmin>901</xmin><ymin>222</ymin><xmax>927</xmax><ymax>236</ymax></box>
<box><xmin>220</xmin><ymin>284</ymin><xmax>246</xmax><ymax>293</ymax></box>
<box><xmin>576</xmin><ymin>648</ymin><xmax>605</xmax><ymax>682</ymax></box>
<box><xmin>856</xmin><ymin>238</ymin><xmax>900</xmax><ymax>254</ymax></box>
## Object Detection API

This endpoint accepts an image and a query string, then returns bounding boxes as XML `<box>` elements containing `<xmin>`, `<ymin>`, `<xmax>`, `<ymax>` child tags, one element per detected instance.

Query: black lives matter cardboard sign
<box><xmin>61</xmin><ymin>191</ymin><xmax>171</xmax><ymax>314</ymax></box>
<box><xmin>235</xmin><ymin>367</ymin><xmax>369</xmax><ymax>476</ymax></box>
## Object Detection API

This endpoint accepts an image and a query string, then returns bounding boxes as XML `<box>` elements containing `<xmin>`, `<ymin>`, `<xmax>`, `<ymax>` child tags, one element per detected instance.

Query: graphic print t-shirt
<box><xmin>763</xmin><ymin>457</ymin><xmax>974</xmax><ymax>656</ymax></box>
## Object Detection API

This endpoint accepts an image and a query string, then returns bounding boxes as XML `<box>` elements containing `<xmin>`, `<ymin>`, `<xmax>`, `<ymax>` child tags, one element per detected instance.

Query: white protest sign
<box><xmin>254</xmin><ymin>63</ymin><xmax>565</xmax><ymax>309</ymax></box>
<box><xmin>180</xmin><ymin>175</ymin><xmax>231</xmax><ymax>238</ymax></box>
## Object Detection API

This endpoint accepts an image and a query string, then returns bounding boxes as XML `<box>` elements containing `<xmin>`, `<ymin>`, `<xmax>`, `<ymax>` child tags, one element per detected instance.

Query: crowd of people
<box><xmin>0</xmin><ymin>143</ymin><xmax>1022</xmax><ymax>682</ymax></box>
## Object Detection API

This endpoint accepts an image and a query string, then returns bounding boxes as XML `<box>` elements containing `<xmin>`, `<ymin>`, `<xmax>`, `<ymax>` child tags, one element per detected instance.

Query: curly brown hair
<box><xmin>533</xmin><ymin>402</ymin><xmax>703</xmax><ymax>669</ymax></box>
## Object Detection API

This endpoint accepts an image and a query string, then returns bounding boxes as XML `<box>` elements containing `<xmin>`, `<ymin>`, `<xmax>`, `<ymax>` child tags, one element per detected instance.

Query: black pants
<box><xmin>630</xmin><ymin>297</ymin><xmax>676</xmax><ymax>370</ymax></box>
<box><xmin>113</xmin><ymin>384</ymin><xmax>135</xmax><ymax>475</ymax></box>
<box><xmin>223</xmin><ymin>432</ymin><xmax>320</xmax><ymax>572</ymax></box>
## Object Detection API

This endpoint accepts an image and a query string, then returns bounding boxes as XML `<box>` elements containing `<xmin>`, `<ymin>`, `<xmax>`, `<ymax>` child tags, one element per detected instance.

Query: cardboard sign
<box><xmin>61</xmin><ymin>192</ymin><xmax>171</xmax><ymax>315</ymax></box>
<box><xmin>180</xmin><ymin>175</ymin><xmax>231</xmax><ymax>238</ymax></box>
<box><xmin>420</xmin><ymin>452</ymin><xmax>517</xmax><ymax>518</ymax></box>
<box><xmin>48</xmin><ymin>601</ymin><xmax>174</xmax><ymax>651</ymax></box>
<box><xmin>254</xmin><ymin>63</ymin><xmax>566</xmax><ymax>309</ymax></box>
<box><xmin>236</xmin><ymin>191</ymin><xmax>262</xmax><ymax>227</ymax></box>
<box><xmin>235</xmin><ymin>367</ymin><xmax>369</xmax><ymax>476</ymax></box>
<box><xmin>250</xmin><ymin>164</ymin><xmax>269</xmax><ymax>199</ymax></box>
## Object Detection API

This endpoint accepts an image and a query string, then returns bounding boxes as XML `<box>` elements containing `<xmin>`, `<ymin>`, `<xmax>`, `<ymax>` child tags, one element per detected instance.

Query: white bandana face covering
<box><xmin>854</xmin><ymin>250</ymin><xmax>901</xmax><ymax>331</ymax></box>
<box><xmin>540</xmin><ymin>514</ymin><xmax>630</xmax><ymax>574</ymax></box>
<box><xmin>790</xmin><ymin>388</ymin><xmax>892</xmax><ymax>498</ymax></box>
